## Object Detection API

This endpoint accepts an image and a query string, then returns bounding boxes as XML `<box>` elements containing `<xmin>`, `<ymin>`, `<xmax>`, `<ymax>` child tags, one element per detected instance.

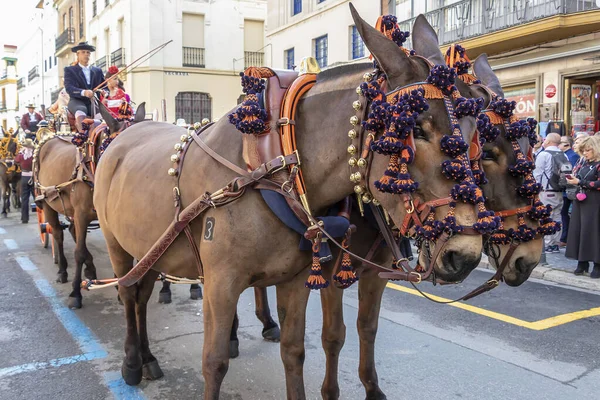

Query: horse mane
<box><xmin>317</xmin><ymin>62</ymin><xmax>371</xmax><ymax>83</ymax></box>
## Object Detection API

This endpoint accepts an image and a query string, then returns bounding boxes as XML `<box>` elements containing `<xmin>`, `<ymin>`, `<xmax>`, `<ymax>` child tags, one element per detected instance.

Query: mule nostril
<box><xmin>440</xmin><ymin>250</ymin><xmax>481</xmax><ymax>282</ymax></box>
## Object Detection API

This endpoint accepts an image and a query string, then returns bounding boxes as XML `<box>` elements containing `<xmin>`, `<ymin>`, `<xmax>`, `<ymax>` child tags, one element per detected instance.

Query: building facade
<box><xmin>0</xmin><ymin>45</ymin><xmax>19</xmax><ymax>131</ymax></box>
<box><xmin>53</xmin><ymin>0</ymin><xmax>86</xmax><ymax>88</ymax></box>
<box><xmin>393</xmin><ymin>0</ymin><xmax>600</xmax><ymax>136</ymax></box>
<box><xmin>85</xmin><ymin>0</ymin><xmax>267</xmax><ymax>124</ymax></box>
<box><xmin>16</xmin><ymin>0</ymin><xmax>60</xmax><ymax>114</ymax></box>
<box><xmin>266</xmin><ymin>0</ymin><xmax>380</xmax><ymax>70</ymax></box>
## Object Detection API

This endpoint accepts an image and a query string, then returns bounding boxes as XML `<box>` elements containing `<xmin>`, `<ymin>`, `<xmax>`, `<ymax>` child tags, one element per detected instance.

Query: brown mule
<box><xmin>34</xmin><ymin>103</ymin><xmax>145</xmax><ymax>309</ymax></box>
<box><xmin>93</xmin><ymin>6</ymin><xmax>485</xmax><ymax>399</ymax></box>
<box><xmin>0</xmin><ymin>161</ymin><xmax>21</xmax><ymax>216</ymax></box>
<box><xmin>312</xmin><ymin>16</ymin><xmax>546</xmax><ymax>400</ymax></box>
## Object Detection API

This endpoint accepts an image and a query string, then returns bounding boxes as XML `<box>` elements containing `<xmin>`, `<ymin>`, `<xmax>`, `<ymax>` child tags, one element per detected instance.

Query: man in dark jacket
<box><xmin>20</xmin><ymin>104</ymin><xmax>44</xmax><ymax>137</ymax></box>
<box><xmin>64</xmin><ymin>41</ymin><xmax>104</xmax><ymax>132</ymax></box>
<box><xmin>559</xmin><ymin>136</ymin><xmax>581</xmax><ymax>246</ymax></box>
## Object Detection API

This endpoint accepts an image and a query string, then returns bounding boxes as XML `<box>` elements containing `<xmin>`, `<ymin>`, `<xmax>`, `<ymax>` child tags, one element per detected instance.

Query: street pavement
<box><xmin>1</xmin><ymin>211</ymin><xmax>600</xmax><ymax>400</ymax></box>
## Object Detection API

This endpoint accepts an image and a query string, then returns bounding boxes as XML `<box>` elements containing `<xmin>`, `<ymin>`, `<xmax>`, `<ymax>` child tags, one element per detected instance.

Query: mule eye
<box><xmin>413</xmin><ymin>125</ymin><xmax>426</xmax><ymax>140</ymax></box>
<box><xmin>482</xmin><ymin>150</ymin><xmax>496</xmax><ymax>161</ymax></box>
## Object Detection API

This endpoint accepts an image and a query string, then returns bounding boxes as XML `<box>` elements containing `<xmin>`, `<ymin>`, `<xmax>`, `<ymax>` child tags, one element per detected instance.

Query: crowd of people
<box><xmin>533</xmin><ymin>129</ymin><xmax>600</xmax><ymax>278</ymax></box>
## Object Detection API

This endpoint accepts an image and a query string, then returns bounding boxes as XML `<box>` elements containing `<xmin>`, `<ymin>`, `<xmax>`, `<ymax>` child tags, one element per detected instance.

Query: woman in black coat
<box><xmin>566</xmin><ymin>136</ymin><xmax>600</xmax><ymax>277</ymax></box>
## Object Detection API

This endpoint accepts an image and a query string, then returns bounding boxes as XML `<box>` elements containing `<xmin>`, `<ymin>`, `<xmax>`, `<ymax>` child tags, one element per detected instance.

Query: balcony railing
<box><xmin>182</xmin><ymin>47</ymin><xmax>205</xmax><ymax>68</ymax></box>
<box><xmin>96</xmin><ymin>56</ymin><xmax>107</xmax><ymax>72</ymax></box>
<box><xmin>0</xmin><ymin>70</ymin><xmax>7</xmax><ymax>80</ymax></box>
<box><xmin>55</xmin><ymin>28</ymin><xmax>75</xmax><ymax>52</ymax></box>
<box><xmin>51</xmin><ymin>88</ymin><xmax>62</xmax><ymax>104</ymax></box>
<box><xmin>28</xmin><ymin>66</ymin><xmax>40</xmax><ymax>82</ymax></box>
<box><xmin>397</xmin><ymin>0</ymin><xmax>600</xmax><ymax>48</ymax></box>
<box><xmin>111</xmin><ymin>48</ymin><xmax>125</xmax><ymax>67</ymax></box>
<box><xmin>92</xmin><ymin>0</ymin><xmax>97</xmax><ymax>17</ymax></box>
<box><xmin>244</xmin><ymin>51</ymin><xmax>264</xmax><ymax>69</ymax></box>
<box><xmin>17</xmin><ymin>78</ymin><xmax>25</xmax><ymax>90</ymax></box>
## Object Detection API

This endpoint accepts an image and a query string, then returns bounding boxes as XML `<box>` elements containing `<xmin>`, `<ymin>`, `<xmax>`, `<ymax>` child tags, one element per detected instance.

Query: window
<box><xmin>49</xmin><ymin>56</ymin><xmax>52</xmax><ymax>69</ymax></box>
<box><xmin>315</xmin><ymin>35</ymin><xmax>328</xmax><ymax>68</ymax></box>
<box><xmin>78</xmin><ymin>0</ymin><xmax>85</xmax><ymax>38</ymax></box>
<box><xmin>317</xmin><ymin>0</ymin><xmax>327</xmax><ymax>3</ymax></box>
<box><xmin>285</xmin><ymin>48</ymin><xmax>295</xmax><ymax>70</ymax></box>
<box><xmin>175</xmin><ymin>92</ymin><xmax>212</xmax><ymax>124</ymax></box>
<box><xmin>292</xmin><ymin>0</ymin><xmax>302</xmax><ymax>16</ymax></box>
<box><xmin>92</xmin><ymin>0</ymin><xmax>97</xmax><ymax>17</ymax></box>
<box><xmin>69</xmin><ymin>7</ymin><xmax>74</xmax><ymax>29</ymax></box>
<box><xmin>44</xmin><ymin>60</ymin><xmax>47</xmax><ymax>72</ymax></box>
<box><xmin>350</xmin><ymin>26</ymin><xmax>364</xmax><ymax>59</ymax></box>
<box><xmin>62</xmin><ymin>13</ymin><xmax>66</xmax><ymax>30</ymax></box>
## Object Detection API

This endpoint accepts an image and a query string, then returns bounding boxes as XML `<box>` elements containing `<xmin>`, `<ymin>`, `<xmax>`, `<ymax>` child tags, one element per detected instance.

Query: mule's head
<box><xmin>351</xmin><ymin>7</ymin><xmax>482</xmax><ymax>281</ymax></box>
<box><xmin>99</xmin><ymin>101</ymin><xmax>146</xmax><ymax>136</ymax></box>
<box><xmin>470</xmin><ymin>54</ymin><xmax>543</xmax><ymax>285</ymax></box>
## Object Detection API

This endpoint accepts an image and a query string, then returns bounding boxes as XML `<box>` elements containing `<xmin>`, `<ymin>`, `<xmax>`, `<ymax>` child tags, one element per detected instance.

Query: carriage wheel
<box><xmin>37</xmin><ymin>208</ymin><xmax>50</xmax><ymax>249</ymax></box>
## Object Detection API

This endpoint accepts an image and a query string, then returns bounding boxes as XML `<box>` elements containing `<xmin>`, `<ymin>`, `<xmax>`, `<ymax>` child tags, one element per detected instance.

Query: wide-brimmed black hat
<box><xmin>71</xmin><ymin>41</ymin><xmax>96</xmax><ymax>53</ymax></box>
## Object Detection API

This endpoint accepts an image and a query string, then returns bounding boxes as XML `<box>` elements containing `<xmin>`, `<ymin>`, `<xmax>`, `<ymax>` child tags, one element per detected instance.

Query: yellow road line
<box><xmin>386</xmin><ymin>282</ymin><xmax>600</xmax><ymax>331</ymax></box>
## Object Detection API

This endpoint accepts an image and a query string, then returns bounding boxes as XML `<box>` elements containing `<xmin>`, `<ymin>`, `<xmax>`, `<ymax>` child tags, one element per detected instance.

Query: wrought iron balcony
<box><xmin>17</xmin><ymin>78</ymin><xmax>25</xmax><ymax>90</ymax></box>
<box><xmin>55</xmin><ymin>28</ymin><xmax>75</xmax><ymax>53</ymax></box>
<box><xmin>111</xmin><ymin>48</ymin><xmax>125</xmax><ymax>67</ymax></box>
<box><xmin>28</xmin><ymin>66</ymin><xmax>40</xmax><ymax>82</ymax></box>
<box><xmin>95</xmin><ymin>56</ymin><xmax>107</xmax><ymax>72</ymax></box>
<box><xmin>182</xmin><ymin>47</ymin><xmax>205</xmax><ymax>68</ymax></box>
<box><xmin>244</xmin><ymin>51</ymin><xmax>264</xmax><ymax>69</ymax></box>
<box><xmin>397</xmin><ymin>0</ymin><xmax>600</xmax><ymax>48</ymax></box>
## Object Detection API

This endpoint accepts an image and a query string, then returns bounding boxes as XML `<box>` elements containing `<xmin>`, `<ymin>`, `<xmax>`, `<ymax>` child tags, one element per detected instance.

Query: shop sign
<box><xmin>504</xmin><ymin>87</ymin><xmax>536</xmax><ymax>120</ymax></box>
<box><xmin>544</xmin><ymin>84</ymin><xmax>556</xmax><ymax>98</ymax></box>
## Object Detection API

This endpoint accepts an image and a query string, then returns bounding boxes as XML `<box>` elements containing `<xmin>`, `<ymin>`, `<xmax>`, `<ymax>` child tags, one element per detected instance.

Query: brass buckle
<box><xmin>279</xmin><ymin>117</ymin><xmax>290</xmax><ymax>126</ymax></box>
<box><xmin>270</xmin><ymin>155</ymin><xmax>287</xmax><ymax>174</ymax></box>
<box><xmin>487</xmin><ymin>279</ymin><xmax>500</xmax><ymax>287</ymax></box>
<box><xmin>406</xmin><ymin>200</ymin><xmax>415</xmax><ymax>214</ymax></box>
<box><xmin>409</xmin><ymin>271</ymin><xmax>422</xmax><ymax>284</ymax></box>
<box><xmin>293</xmin><ymin>149</ymin><xmax>301</xmax><ymax>166</ymax></box>
<box><xmin>395</xmin><ymin>258</ymin><xmax>409</xmax><ymax>269</ymax></box>
<box><xmin>281</xmin><ymin>180</ymin><xmax>294</xmax><ymax>194</ymax></box>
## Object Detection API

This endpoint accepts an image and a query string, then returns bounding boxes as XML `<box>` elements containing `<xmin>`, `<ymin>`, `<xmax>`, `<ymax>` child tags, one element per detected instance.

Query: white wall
<box><xmin>266</xmin><ymin>0</ymin><xmax>379</xmax><ymax>69</ymax></box>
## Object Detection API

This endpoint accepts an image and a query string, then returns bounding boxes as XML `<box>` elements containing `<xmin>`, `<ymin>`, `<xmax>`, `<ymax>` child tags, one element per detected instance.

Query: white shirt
<box><xmin>28</xmin><ymin>112</ymin><xmax>37</xmax><ymax>122</ymax></box>
<box><xmin>79</xmin><ymin>63</ymin><xmax>92</xmax><ymax>97</ymax></box>
<box><xmin>533</xmin><ymin>145</ymin><xmax>560</xmax><ymax>190</ymax></box>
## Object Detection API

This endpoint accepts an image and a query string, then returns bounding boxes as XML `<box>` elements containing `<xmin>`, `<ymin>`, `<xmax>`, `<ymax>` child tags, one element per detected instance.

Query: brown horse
<box><xmin>311</xmin><ymin>16</ymin><xmax>546</xmax><ymax>400</ymax></box>
<box><xmin>34</xmin><ymin>103</ymin><xmax>145</xmax><ymax>309</ymax></box>
<box><xmin>94</xmin><ymin>6</ymin><xmax>484</xmax><ymax>398</ymax></box>
<box><xmin>0</xmin><ymin>160</ymin><xmax>21</xmax><ymax>216</ymax></box>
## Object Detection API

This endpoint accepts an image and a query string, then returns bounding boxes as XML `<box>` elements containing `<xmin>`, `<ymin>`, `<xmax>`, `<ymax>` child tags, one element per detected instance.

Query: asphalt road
<box><xmin>1</xmin><ymin>211</ymin><xmax>600</xmax><ymax>400</ymax></box>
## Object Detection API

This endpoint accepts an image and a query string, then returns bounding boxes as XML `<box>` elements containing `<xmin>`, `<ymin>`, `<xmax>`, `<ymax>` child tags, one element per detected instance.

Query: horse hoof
<box><xmin>229</xmin><ymin>339</ymin><xmax>239</xmax><ymax>359</ymax></box>
<box><xmin>365</xmin><ymin>390</ymin><xmax>387</xmax><ymax>400</ymax></box>
<box><xmin>189</xmin><ymin>287</ymin><xmax>203</xmax><ymax>300</ymax></box>
<box><xmin>121</xmin><ymin>362</ymin><xmax>143</xmax><ymax>386</ymax></box>
<box><xmin>68</xmin><ymin>296</ymin><xmax>82</xmax><ymax>309</ymax></box>
<box><xmin>56</xmin><ymin>273</ymin><xmax>68</xmax><ymax>284</ymax></box>
<box><xmin>158</xmin><ymin>292</ymin><xmax>171</xmax><ymax>304</ymax></box>
<box><xmin>142</xmin><ymin>360</ymin><xmax>164</xmax><ymax>380</ymax></box>
<box><xmin>262</xmin><ymin>326</ymin><xmax>280</xmax><ymax>342</ymax></box>
<box><xmin>117</xmin><ymin>295</ymin><xmax>123</xmax><ymax>305</ymax></box>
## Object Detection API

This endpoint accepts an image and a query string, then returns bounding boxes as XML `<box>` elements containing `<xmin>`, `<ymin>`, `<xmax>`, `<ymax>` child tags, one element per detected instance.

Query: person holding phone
<box><xmin>558</xmin><ymin>136</ymin><xmax>580</xmax><ymax>246</ymax></box>
<box><xmin>565</xmin><ymin>136</ymin><xmax>600</xmax><ymax>277</ymax></box>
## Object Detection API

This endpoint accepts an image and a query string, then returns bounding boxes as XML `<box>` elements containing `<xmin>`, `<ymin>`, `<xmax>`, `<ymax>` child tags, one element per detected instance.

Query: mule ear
<box><xmin>349</xmin><ymin>3</ymin><xmax>413</xmax><ymax>85</ymax></box>
<box><xmin>412</xmin><ymin>14</ymin><xmax>445</xmax><ymax>65</ymax></box>
<box><xmin>473</xmin><ymin>53</ymin><xmax>504</xmax><ymax>97</ymax></box>
<box><xmin>134</xmin><ymin>102</ymin><xmax>146</xmax><ymax>124</ymax></box>
<box><xmin>98</xmin><ymin>101</ymin><xmax>120</xmax><ymax>134</ymax></box>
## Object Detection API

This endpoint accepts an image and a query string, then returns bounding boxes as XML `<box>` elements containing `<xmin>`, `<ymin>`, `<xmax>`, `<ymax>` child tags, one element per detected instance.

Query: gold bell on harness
<box><xmin>168</xmin><ymin>168</ymin><xmax>178</xmax><ymax>176</ymax></box>
<box><xmin>174</xmin><ymin>143</ymin><xmax>183</xmax><ymax>151</ymax></box>
<box><xmin>350</xmin><ymin>116</ymin><xmax>359</xmax><ymax>126</ymax></box>
<box><xmin>363</xmin><ymin>72</ymin><xmax>373</xmax><ymax>82</ymax></box>
<box><xmin>170</xmin><ymin>154</ymin><xmax>180</xmax><ymax>163</ymax></box>
<box><xmin>201</xmin><ymin>118</ymin><xmax>210</xmax><ymax>126</ymax></box>
<box><xmin>348</xmin><ymin>129</ymin><xmax>357</xmax><ymax>139</ymax></box>
<box><xmin>180</xmin><ymin>134</ymin><xmax>189</xmax><ymax>142</ymax></box>
<box><xmin>352</xmin><ymin>100</ymin><xmax>361</xmax><ymax>110</ymax></box>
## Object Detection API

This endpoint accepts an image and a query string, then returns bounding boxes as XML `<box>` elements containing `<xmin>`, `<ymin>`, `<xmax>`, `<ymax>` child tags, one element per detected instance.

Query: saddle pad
<box><xmin>260</xmin><ymin>189</ymin><xmax>350</xmax><ymax>261</ymax></box>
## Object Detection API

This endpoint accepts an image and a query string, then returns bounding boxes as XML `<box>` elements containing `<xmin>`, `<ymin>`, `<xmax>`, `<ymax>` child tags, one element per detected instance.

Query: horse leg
<box><xmin>158</xmin><ymin>281</ymin><xmax>172</xmax><ymax>304</ymax></box>
<box><xmin>202</xmin><ymin>274</ymin><xmax>242</xmax><ymax>400</ymax></box>
<box><xmin>137</xmin><ymin>270</ymin><xmax>164</xmax><ymax>380</ymax></box>
<box><xmin>254</xmin><ymin>287</ymin><xmax>280</xmax><ymax>342</ymax></box>
<box><xmin>357</xmin><ymin>268</ymin><xmax>388</xmax><ymax>400</ymax></box>
<box><xmin>229</xmin><ymin>311</ymin><xmax>240</xmax><ymax>359</ymax></box>
<box><xmin>106</xmin><ymin>235</ymin><xmax>142</xmax><ymax>385</ymax></box>
<box><xmin>275</xmin><ymin>272</ymin><xmax>310</xmax><ymax>400</ymax></box>
<box><xmin>189</xmin><ymin>283</ymin><xmax>202</xmax><ymax>300</ymax></box>
<box><xmin>320</xmin><ymin>284</ymin><xmax>345</xmax><ymax>400</ymax></box>
<box><xmin>45</xmin><ymin>206</ymin><xmax>68</xmax><ymax>283</ymax></box>
<box><xmin>82</xmin><ymin>244</ymin><xmax>97</xmax><ymax>280</ymax></box>
<box><xmin>67</xmin><ymin>213</ymin><xmax>91</xmax><ymax>309</ymax></box>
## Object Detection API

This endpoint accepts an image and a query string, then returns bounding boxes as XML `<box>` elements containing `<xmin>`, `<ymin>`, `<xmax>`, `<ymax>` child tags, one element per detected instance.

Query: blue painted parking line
<box><xmin>104</xmin><ymin>371</ymin><xmax>147</xmax><ymax>400</ymax></box>
<box><xmin>0</xmin><ymin>227</ymin><xmax>6</xmax><ymax>234</ymax></box>
<box><xmin>3</xmin><ymin>238</ymin><xmax>18</xmax><ymax>249</ymax></box>
<box><xmin>0</xmin><ymin>352</ymin><xmax>103</xmax><ymax>378</ymax></box>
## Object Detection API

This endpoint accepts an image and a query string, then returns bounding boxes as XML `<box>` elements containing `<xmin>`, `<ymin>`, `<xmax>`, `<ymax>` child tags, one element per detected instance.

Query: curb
<box><xmin>476</xmin><ymin>255</ymin><xmax>600</xmax><ymax>292</ymax></box>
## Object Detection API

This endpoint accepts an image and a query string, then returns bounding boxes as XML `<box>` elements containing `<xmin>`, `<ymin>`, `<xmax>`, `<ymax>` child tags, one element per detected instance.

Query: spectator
<box><xmin>14</xmin><ymin>139</ymin><xmax>35</xmax><ymax>224</ymax></box>
<box><xmin>20</xmin><ymin>104</ymin><xmax>43</xmax><ymax>139</ymax></box>
<box><xmin>533</xmin><ymin>133</ymin><xmax>568</xmax><ymax>253</ymax></box>
<box><xmin>558</xmin><ymin>136</ymin><xmax>580</xmax><ymax>246</ymax></box>
<box><xmin>533</xmin><ymin>133</ymin><xmax>544</xmax><ymax>158</ymax></box>
<box><xmin>566</xmin><ymin>136</ymin><xmax>600</xmax><ymax>277</ymax></box>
